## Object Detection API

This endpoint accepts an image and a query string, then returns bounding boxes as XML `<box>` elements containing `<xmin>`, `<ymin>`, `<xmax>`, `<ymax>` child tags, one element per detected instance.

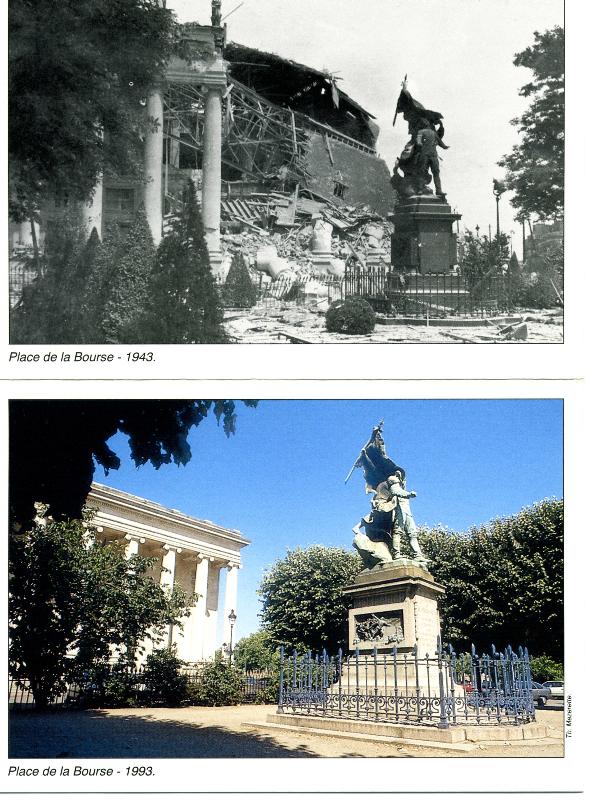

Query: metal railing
<box><xmin>278</xmin><ymin>641</ymin><xmax>535</xmax><ymax>728</ymax></box>
<box><xmin>9</xmin><ymin>664</ymin><xmax>278</xmax><ymax>709</ymax></box>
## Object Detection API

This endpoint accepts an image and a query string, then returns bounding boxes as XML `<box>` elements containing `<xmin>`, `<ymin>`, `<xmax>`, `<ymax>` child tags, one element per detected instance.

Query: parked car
<box><xmin>543</xmin><ymin>680</ymin><xmax>564</xmax><ymax>699</ymax></box>
<box><xmin>531</xmin><ymin>681</ymin><xmax>551</xmax><ymax>707</ymax></box>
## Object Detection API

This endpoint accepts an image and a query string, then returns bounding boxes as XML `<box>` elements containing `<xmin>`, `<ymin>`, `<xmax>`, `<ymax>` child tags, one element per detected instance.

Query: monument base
<box><xmin>342</xmin><ymin>563</ymin><xmax>445</xmax><ymax>658</ymax></box>
<box><xmin>391</xmin><ymin>194</ymin><xmax>461</xmax><ymax>274</ymax></box>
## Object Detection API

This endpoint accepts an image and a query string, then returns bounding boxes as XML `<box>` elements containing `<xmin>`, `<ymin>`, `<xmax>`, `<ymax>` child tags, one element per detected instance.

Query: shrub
<box><xmin>530</xmin><ymin>655</ymin><xmax>564</xmax><ymax>683</ymax></box>
<box><xmin>223</xmin><ymin>252</ymin><xmax>257</xmax><ymax>308</ymax></box>
<box><xmin>187</xmin><ymin>654</ymin><xmax>243</xmax><ymax>707</ymax></box>
<box><xmin>143</xmin><ymin>647</ymin><xmax>189</xmax><ymax>706</ymax></box>
<box><xmin>325</xmin><ymin>297</ymin><xmax>376</xmax><ymax>335</ymax></box>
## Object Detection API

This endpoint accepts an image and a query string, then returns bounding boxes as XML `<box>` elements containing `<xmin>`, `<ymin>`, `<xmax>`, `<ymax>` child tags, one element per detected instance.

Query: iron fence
<box><xmin>342</xmin><ymin>267</ymin><xmax>514</xmax><ymax>318</ymax></box>
<box><xmin>278</xmin><ymin>641</ymin><xmax>535</xmax><ymax>728</ymax></box>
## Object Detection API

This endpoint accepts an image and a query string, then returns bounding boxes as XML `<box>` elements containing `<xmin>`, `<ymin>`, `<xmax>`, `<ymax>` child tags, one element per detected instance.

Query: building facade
<box><xmin>87</xmin><ymin>483</ymin><xmax>249</xmax><ymax>664</ymax></box>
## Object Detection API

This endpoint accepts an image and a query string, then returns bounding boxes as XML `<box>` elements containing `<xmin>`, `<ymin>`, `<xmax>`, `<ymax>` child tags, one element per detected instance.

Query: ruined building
<box><xmin>10</xmin><ymin>16</ymin><xmax>394</xmax><ymax>267</ymax></box>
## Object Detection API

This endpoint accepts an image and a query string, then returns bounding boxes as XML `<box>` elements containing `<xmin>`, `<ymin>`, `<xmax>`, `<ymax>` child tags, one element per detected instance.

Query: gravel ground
<box><xmin>9</xmin><ymin>703</ymin><xmax>564</xmax><ymax>759</ymax></box>
<box><xmin>225</xmin><ymin>307</ymin><xmax>563</xmax><ymax>343</ymax></box>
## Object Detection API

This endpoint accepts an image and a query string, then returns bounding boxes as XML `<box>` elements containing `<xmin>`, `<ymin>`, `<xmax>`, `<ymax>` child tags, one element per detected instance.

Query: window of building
<box><xmin>333</xmin><ymin>181</ymin><xmax>348</xmax><ymax>199</ymax></box>
<box><xmin>104</xmin><ymin>187</ymin><xmax>135</xmax><ymax>213</ymax></box>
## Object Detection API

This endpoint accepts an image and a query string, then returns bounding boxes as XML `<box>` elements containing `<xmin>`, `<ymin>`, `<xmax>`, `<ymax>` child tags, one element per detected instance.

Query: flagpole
<box><xmin>344</xmin><ymin>421</ymin><xmax>384</xmax><ymax>484</ymax></box>
<box><xmin>392</xmin><ymin>74</ymin><xmax>407</xmax><ymax>128</ymax></box>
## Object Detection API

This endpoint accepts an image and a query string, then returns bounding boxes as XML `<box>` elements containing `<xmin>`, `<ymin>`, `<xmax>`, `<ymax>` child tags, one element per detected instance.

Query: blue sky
<box><xmin>95</xmin><ymin>400</ymin><xmax>563</xmax><ymax>643</ymax></box>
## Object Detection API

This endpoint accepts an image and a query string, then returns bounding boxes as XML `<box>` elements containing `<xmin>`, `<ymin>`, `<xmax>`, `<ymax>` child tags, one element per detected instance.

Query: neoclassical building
<box><xmin>87</xmin><ymin>483</ymin><xmax>249</xmax><ymax>664</ymax></box>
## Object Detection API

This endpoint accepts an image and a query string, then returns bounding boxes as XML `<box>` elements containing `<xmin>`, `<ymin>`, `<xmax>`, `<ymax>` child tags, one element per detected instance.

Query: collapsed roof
<box><xmin>225</xmin><ymin>42</ymin><xmax>379</xmax><ymax>150</ymax></box>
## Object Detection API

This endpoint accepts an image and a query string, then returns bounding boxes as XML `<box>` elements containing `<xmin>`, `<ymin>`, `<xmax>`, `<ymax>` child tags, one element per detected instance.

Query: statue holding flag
<box><xmin>391</xmin><ymin>78</ymin><xmax>449</xmax><ymax>199</ymax></box>
<box><xmin>347</xmin><ymin>423</ymin><xmax>428</xmax><ymax>570</ymax></box>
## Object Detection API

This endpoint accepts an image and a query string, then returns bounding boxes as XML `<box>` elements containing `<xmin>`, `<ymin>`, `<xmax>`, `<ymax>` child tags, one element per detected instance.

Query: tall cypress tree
<box><xmin>80</xmin><ymin>222</ymin><xmax>123</xmax><ymax>343</ymax></box>
<box><xmin>141</xmin><ymin>181</ymin><xmax>226</xmax><ymax>344</ymax></box>
<box><xmin>223</xmin><ymin>252</ymin><xmax>258</xmax><ymax>308</ymax></box>
<box><xmin>101</xmin><ymin>206</ymin><xmax>156</xmax><ymax>344</ymax></box>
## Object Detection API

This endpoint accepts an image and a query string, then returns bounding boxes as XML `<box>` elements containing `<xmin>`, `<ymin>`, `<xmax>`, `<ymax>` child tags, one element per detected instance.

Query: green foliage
<box><xmin>420</xmin><ymin>499</ymin><xmax>564</xmax><ymax>660</ymax></box>
<box><xmin>142</xmin><ymin>647</ymin><xmax>189</xmax><ymax>706</ymax></box>
<box><xmin>222</xmin><ymin>252</ymin><xmax>258</xmax><ymax>308</ymax></box>
<box><xmin>10</xmin><ymin>216</ymin><xmax>98</xmax><ymax>344</ymax></box>
<box><xmin>10</xmin><ymin>399</ymin><xmax>258</xmax><ymax>530</ymax></box>
<box><xmin>515</xmin><ymin>245</ymin><xmax>563</xmax><ymax>308</ymax></box>
<box><xmin>233</xmin><ymin>630</ymin><xmax>279</xmax><ymax>671</ymax></box>
<box><xmin>460</xmin><ymin>230</ymin><xmax>510</xmax><ymax>288</ymax></box>
<box><xmin>258</xmin><ymin>546</ymin><xmax>362</xmax><ymax>653</ymax></box>
<box><xmin>79</xmin><ymin>222</ymin><xmax>124</xmax><ymax>343</ymax></box>
<box><xmin>187</xmin><ymin>653</ymin><xmax>243</xmax><ymax>706</ymax></box>
<box><xmin>141</xmin><ymin>181</ymin><xmax>226</xmax><ymax>343</ymax></box>
<box><xmin>529</xmin><ymin>655</ymin><xmax>564</xmax><ymax>683</ymax></box>
<box><xmin>101</xmin><ymin>207</ymin><xmax>156</xmax><ymax>344</ymax></box>
<box><xmin>325</xmin><ymin>297</ymin><xmax>376</xmax><ymax>335</ymax></box>
<box><xmin>9</xmin><ymin>0</ymin><xmax>177</xmax><ymax>221</ymax></box>
<box><xmin>498</xmin><ymin>27</ymin><xmax>564</xmax><ymax>222</ymax></box>
<box><xmin>9</xmin><ymin>510</ymin><xmax>191</xmax><ymax>709</ymax></box>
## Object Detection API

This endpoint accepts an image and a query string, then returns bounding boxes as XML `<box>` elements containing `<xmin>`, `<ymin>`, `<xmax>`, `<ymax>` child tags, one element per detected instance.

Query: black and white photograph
<box><xmin>8</xmin><ymin>0</ymin><xmax>564</xmax><ymax>344</ymax></box>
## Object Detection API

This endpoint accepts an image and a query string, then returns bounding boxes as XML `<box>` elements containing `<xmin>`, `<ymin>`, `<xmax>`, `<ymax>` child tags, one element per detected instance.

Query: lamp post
<box><xmin>227</xmin><ymin>609</ymin><xmax>237</xmax><ymax>664</ymax></box>
<box><xmin>475</xmin><ymin>224</ymin><xmax>480</xmax><ymax>238</ymax></box>
<box><xmin>492</xmin><ymin>179</ymin><xmax>506</xmax><ymax>237</ymax></box>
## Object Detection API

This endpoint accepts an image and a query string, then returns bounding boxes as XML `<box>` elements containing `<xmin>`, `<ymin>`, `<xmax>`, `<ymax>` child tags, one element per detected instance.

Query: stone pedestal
<box><xmin>391</xmin><ymin>195</ymin><xmax>461</xmax><ymax>273</ymax></box>
<box><xmin>311</xmin><ymin>220</ymin><xmax>334</xmax><ymax>273</ymax></box>
<box><xmin>342</xmin><ymin>563</ymin><xmax>445</xmax><ymax>659</ymax></box>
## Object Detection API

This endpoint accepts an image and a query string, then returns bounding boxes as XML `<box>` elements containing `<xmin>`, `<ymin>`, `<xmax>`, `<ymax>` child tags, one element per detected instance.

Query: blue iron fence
<box><xmin>278</xmin><ymin>640</ymin><xmax>535</xmax><ymax>728</ymax></box>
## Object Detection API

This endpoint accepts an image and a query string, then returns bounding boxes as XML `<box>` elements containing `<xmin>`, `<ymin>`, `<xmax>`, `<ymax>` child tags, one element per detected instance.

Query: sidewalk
<box><xmin>9</xmin><ymin>704</ymin><xmax>564</xmax><ymax>759</ymax></box>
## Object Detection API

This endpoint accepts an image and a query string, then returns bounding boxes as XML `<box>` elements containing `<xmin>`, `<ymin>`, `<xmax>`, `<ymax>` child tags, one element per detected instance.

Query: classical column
<box><xmin>82</xmin><ymin>177</ymin><xmax>103</xmax><ymax>239</ymax></box>
<box><xmin>223</xmin><ymin>563</ymin><xmax>240</xmax><ymax>647</ymax></box>
<box><xmin>124</xmin><ymin>533</ymin><xmax>145</xmax><ymax>558</ymax></box>
<box><xmin>160</xmin><ymin>544</ymin><xmax>181</xmax><ymax>593</ymax></box>
<box><xmin>201</xmin><ymin>80</ymin><xmax>224</xmax><ymax>269</ymax></box>
<box><xmin>143</xmin><ymin>87</ymin><xmax>164</xmax><ymax>245</ymax></box>
<box><xmin>193</xmin><ymin>555</ymin><xmax>211</xmax><ymax>661</ymax></box>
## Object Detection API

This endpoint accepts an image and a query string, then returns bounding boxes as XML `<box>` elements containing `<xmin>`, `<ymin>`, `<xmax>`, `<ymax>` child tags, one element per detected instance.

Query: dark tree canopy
<box><xmin>9</xmin><ymin>0</ymin><xmax>177</xmax><ymax>221</ymax></box>
<box><xmin>10</xmin><ymin>400</ymin><xmax>257</xmax><ymax>530</ymax></box>
<box><xmin>420</xmin><ymin>499</ymin><xmax>563</xmax><ymax>660</ymax></box>
<box><xmin>258</xmin><ymin>546</ymin><xmax>362</xmax><ymax>653</ymax></box>
<box><xmin>498</xmin><ymin>27</ymin><xmax>564</xmax><ymax>222</ymax></box>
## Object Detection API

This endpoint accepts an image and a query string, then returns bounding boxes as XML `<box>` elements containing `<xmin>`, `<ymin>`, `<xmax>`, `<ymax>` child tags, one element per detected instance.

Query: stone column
<box><xmin>143</xmin><ymin>87</ymin><xmax>164</xmax><ymax>245</ymax></box>
<box><xmin>82</xmin><ymin>177</ymin><xmax>103</xmax><ymax>239</ymax></box>
<box><xmin>201</xmin><ymin>81</ymin><xmax>224</xmax><ymax>269</ymax></box>
<box><xmin>124</xmin><ymin>533</ymin><xmax>145</xmax><ymax>558</ymax></box>
<box><xmin>160</xmin><ymin>544</ymin><xmax>180</xmax><ymax>593</ymax></box>
<box><xmin>223</xmin><ymin>563</ymin><xmax>240</xmax><ymax>647</ymax></box>
<box><xmin>193</xmin><ymin>555</ymin><xmax>211</xmax><ymax>661</ymax></box>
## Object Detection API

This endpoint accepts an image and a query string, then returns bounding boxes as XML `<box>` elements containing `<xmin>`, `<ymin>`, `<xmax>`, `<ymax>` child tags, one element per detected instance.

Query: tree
<box><xmin>9</xmin><ymin>510</ymin><xmax>191</xmax><ymax>709</ymax></box>
<box><xmin>79</xmin><ymin>222</ymin><xmax>124</xmax><ymax>343</ymax></box>
<box><xmin>258</xmin><ymin>546</ymin><xmax>362</xmax><ymax>653</ymax></box>
<box><xmin>222</xmin><ymin>253</ymin><xmax>258</xmax><ymax>309</ymax></box>
<box><xmin>9</xmin><ymin>0</ymin><xmax>177</xmax><ymax>223</ymax></box>
<box><xmin>141</xmin><ymin>181</ymin><xmax>226</xmax><ymax>343</ymax></box>
<box><xmin>101</xmin><ymin>206</ymin><xmax>156</xmax><ymax>344</ymax></box>
<box><xmin>233</xmin><ymin>630</ymin><xmax>279</xmax><ymax>670</ymax></box>
<box><xmin>498</xmin><ymin>27</ymin><xmax>564</xmax><ymax>222</ymax></box>
<box><xmin>10</xmin><ymin>400</ymin><xmax>258</xmax><ymax>531</ymax></box>
<box><xmin>420</xmin><ymin>499</ymin><xmax>564</xmax><ymax>660</ymax></box>
<box><xmin>9</xmin><ymin>216</ymin><xmax>99</xmax><ymax>344</ymax></box>
<box><xmin>460</xmin><ymin>230</ymin><xmax>510</xmax><ymax>287</ymax></box>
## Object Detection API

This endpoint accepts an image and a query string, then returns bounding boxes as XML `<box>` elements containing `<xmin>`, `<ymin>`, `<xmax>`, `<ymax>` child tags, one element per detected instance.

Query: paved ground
<box><xmin>9</xmin><ymin>703</ymin><xmax>564</xmax><ymax>759</ymax></box>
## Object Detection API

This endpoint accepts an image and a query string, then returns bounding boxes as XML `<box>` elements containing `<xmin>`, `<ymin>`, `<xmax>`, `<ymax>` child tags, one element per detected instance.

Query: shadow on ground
<box><xmin>9</xmin><ymin>709</ymin><xmax>319</xmax><ymax>759</ymax></box>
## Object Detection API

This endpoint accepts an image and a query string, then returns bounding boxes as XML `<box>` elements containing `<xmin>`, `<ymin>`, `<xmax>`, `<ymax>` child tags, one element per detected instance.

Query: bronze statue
<box><xmin>211</xmin><ymin>0</ymin><xmax>222</xmax><ymax>27</ymax></box>
<box><xmin>391</xmin><ymin>79</ymin><xmax>449</xmax><ymax>199</ymax></box>
<box><xmin>347</xmin><ymin>423</ymin><xmax>428</xmax><ymax>570</ymax></box>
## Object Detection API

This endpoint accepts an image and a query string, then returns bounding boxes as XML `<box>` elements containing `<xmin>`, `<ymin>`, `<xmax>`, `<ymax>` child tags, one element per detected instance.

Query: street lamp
<box><xmin>475</xmin><ymin>224</ymin><xmax>480</xmax><ymax>238</ymax></box>
<box><xmin>492</xmin><ymin>178</ymin><xmax>507</xmax><ymax>237</ymax></box>
<box><xmin>227</xmin><ymin>609</ymin><xmax>237</xmax><ymax>664</ymax></box>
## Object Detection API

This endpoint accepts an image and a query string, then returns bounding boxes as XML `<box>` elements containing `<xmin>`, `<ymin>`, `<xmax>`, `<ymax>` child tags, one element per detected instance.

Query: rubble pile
<box><xmin>218</xmin><ymin>187</ymin><xmax>392</xmax><ymax>300</ymax></box>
